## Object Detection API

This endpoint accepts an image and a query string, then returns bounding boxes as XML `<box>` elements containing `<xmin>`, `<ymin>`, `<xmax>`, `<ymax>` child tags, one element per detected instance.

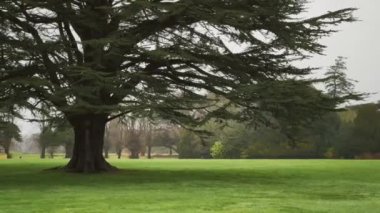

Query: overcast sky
<box><xmin>16</xmin><ymin>0</ymin><xmax>380</xmax><ymax>137</ymax></box>
<box><xmin>307</xmin><ymin>0</ymin><xmax>380</xmax><ymax>102</ymax></box>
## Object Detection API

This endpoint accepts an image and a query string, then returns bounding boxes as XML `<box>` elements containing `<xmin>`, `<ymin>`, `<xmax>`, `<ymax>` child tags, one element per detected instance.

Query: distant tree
<box><xmin>0</xmin><ymin>107</ymin><xmax>22</xmax><ymax>158</ymax></box>
<box><xmin>142</xmin><ymin>122</ymin><xmax>154</xmax><ymax>159</ymax></box>
<box><xmin>38</xmin><ymin>126</ymin><xmax>56</xmax><ymax>159</ymax></box>
<box><xmin>325</xmin><ymin>56</ymin><xmax>360</xmax><ymax>100</ymax></box>
<box><xmin>0</xmin><ymin>121</ymin><xmax>21</xmax><ymax>159</ymax></box>
<box><xmin>220</xmin><ymin>123</ymin><xmax>251</xmax><ymax>159</ymax></box>
<box><xmin>104</xmin><ymin>119</ymin><xmax>125</xmax><ymax>159</ymax></box>
<box><xmin>337</xmin><ymin>104</ymin><xmax>380</xmax><ymax>158</ymax></box>
<box><xmin>154</xmin><ymin>128</ymin><xmax>179</xmax><ymax>156</ymax></box>
<box><xmin>123</xmin><ymin>119</ymin><xmax>144</xmax><ymax>159</ymax></box>
<box><xmin>352</xmin><ymin>105</ymin><xmax>380</xmax><ymax>150</ymax></box>
<box><xmin>177</xmin><ymin>129</ymin><xmax>205</xmax><ymax>159</ymax></box>
<box><xmin>37</xmin><ymin>124</ymin><xmax>74</xmax><ymax>159</ymax></box>
<box><xmin>0</xmin><ymin>1</ymin><xmax>357</xmax><ymax>172</ymax></box>
<box><xmin>133</xmin><ymin>117</ymin><xmax>153</xmax><ymax>158</ymax></box>
<box><xmin>104</xmin><ymin>117</ymin><xmax>159</xmax><ymax>159</ymax></box>
<box><xmin>55</xmin><ymin>125</ymin><xmax>74</xmax><ymax>158</ymax></box>
<box><xmin>300</xmin><ymin>112</ymin><xmax>341</xmax><ymax>157</ymax></box>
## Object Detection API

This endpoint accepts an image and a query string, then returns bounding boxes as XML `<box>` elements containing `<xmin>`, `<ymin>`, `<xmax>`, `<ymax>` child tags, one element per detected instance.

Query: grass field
<box><xmin>0</xmin><ymin>158</ymin><xmax>379</xmax><ymax>213</ymax></box>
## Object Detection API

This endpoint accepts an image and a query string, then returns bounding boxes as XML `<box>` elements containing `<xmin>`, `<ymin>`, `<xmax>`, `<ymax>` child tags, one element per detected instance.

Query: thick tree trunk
<box><xmin>65</xmin><ymin>114</ymin><xmax>116</xmax><ymax>173</ymax></box>
<box><xmin>40</xmin><ymin>145</ymin><xmax>46</xmax><ymax>159</ymax></box>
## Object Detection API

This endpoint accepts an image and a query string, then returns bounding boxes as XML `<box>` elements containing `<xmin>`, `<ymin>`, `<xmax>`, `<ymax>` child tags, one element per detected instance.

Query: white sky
<box><xmin>16</xmin><ymin>0</ymin><xmax>380</xmax><ymax>137</ymax></box>
<box><xmin>306</xmin><ymin>0</ymin><xmax>380</xmax><ymax>103</ymax></box>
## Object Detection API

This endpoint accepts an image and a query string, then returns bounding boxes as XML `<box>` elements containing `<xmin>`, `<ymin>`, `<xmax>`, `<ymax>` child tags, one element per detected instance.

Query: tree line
<box><xmin>13</xmin><ymin>101</ymin><xmax>377</xmax><ymax>160</ymax></box>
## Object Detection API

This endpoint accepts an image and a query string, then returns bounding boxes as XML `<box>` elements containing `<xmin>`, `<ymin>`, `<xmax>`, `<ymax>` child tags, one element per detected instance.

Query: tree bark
<box><xmin>65</xmin><ymin>114</ymin><xmax>117</xmax><ymax>173</ymax></box>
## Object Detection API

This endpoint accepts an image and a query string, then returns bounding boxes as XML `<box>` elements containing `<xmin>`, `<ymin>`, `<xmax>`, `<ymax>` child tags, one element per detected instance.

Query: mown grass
<box><xmin>0</xmin><ymin>158</ymin><xmax>379</xmax><ymax>213</ymax></box>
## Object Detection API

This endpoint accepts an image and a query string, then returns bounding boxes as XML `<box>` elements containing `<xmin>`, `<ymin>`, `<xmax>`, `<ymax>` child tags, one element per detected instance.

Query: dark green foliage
<box><xmin>0</xmin><ymin>121</ymin><xmax>21</xmax><ymax>158</ymax></box>
<box><xmin>177</xmin><ymin>130</ymin><xmax>206</xmax><ymax>159</ymax></box>
<box><xmin>332</xmin><ymin>120</ymin><xmax>356</xmax><ymax>158</ymax></box>
<box><xmin>305</xmin><ymin>113</ymin><xmax>341</xmax><ymax>156</ymax></box>
<box><xmin>205</xmin><ymin>121</ymin><xmax>319</xmax><ymax>159</ymax></box>
<box><xmin>352</xmin><ymin>104</ymin><xmax>380</xmax><ymax>153</ymax></box>
<box><xmin>221</xmin><ymin>125</ymin><xmax>253</xmax><ymax>159</ymax></box>
<box><xmin>0</xmin><ymin>121</ymin><xmax>21</xmax><ymax>142</ymax></box>
<box><xmin>334</xmin><ymin>104</ymin><xmax>380</xmax><ymax>158</ymax></box>
<box><xmin>204</xmin><ymin>103</ymin><xmax>380</xmax><ymax>160</ymax></box>
<box><xmin>0</xmin><ymin>106</ymin><xmax>22</xmax><ymax>158</ymax></box>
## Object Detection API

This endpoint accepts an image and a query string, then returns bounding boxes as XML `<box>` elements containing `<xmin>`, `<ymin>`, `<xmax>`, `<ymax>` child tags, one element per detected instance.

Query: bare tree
<box><xmin>104</xmin><ymin>119</ymin><xmax>125</xmax><ymax>159</ymax></box>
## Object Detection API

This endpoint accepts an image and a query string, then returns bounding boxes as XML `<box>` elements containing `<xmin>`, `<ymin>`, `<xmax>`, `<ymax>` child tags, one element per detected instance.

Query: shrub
<box><xmin>210</xmin><ymin>141</ymin><xmax>224</xmax><ymax>159</ymax></box>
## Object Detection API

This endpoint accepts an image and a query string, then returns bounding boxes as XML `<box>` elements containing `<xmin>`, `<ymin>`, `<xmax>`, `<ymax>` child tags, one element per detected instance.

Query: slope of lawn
<box><xmin>0</xmin><ymin>157</ymin><xmax>379</xmax><ymax>213</ymax></box>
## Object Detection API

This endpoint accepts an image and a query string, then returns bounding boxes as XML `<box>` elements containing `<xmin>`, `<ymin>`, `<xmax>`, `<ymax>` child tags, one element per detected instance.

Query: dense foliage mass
<box><xmin>172</xmin><ymin>103</ymin><xmax>380</xmax><ymax>160</ymax></box>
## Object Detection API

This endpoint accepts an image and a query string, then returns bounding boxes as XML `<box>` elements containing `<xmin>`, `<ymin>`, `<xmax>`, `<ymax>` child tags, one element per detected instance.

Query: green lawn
<box><xmin>0</xmin><ymin>158</ymin><xmax>379</xmax><ymax>213</ymax></box>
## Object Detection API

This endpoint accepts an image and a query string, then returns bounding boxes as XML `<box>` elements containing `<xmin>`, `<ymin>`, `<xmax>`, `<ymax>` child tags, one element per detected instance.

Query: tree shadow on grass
<box><xmin>0</xmin><ymin>166</ymin><xmax>296</xmax><ymax>189</ymax></box>
<box><xmin>0</xmin><ymin>164</ymin><xmax>373</xmax><ymax>202</ymax></box>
